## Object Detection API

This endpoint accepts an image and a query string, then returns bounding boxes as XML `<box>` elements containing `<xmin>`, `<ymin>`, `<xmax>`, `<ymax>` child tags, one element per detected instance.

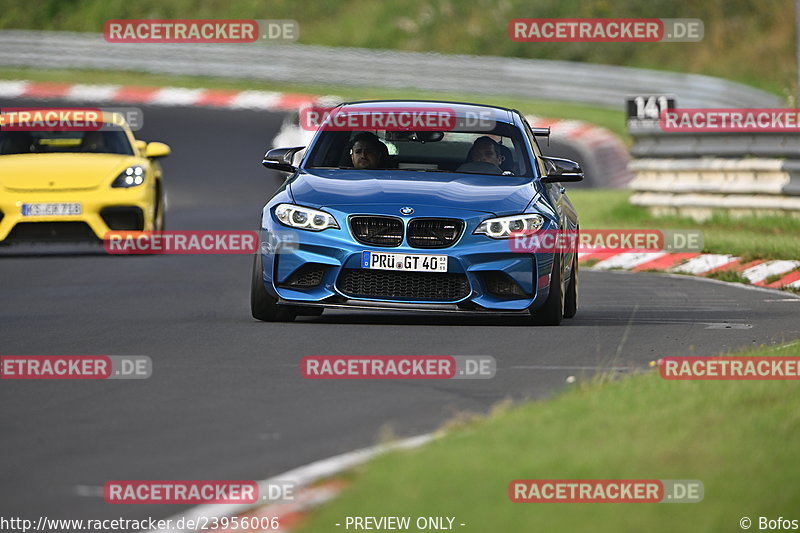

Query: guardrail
<box><xmin>630</xmin><ymin>131</ymin><xmax>800</xmax><ymax>159</ymax></box>
<box><xmin>628</xmin><ymin>127</ymin><xmax>800</xmax><ymax>219</ymax></box>
<box><xmin>0</xmin><ymin>30</ymin><xmax>783</xmax><ymax>109</ymax></box>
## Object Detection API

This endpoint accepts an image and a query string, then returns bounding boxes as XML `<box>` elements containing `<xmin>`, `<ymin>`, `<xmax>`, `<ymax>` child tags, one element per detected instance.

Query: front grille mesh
<box><xmin>281</xmin><ymin>264</ymin><xmax>326</xmax><ymax>288</ymax></box>
<box><xmin>349</xmin><ymin>216</ymin><xmax>403</xmax><ymax>246</ymax></box>
<box><xmin>338</xmin><ymin>269</ymin><xmax>469</xmax><ymax>301</ymax></box>
<box><xmin>3</xmin><ymin>222</ymin><xmax>98</xmax><ymax>242</ymax></box>
<box><xmin>407</xmin><ymin>218</ymin><xmax>464</xmax><ymax>248</ymax></box>
<box><xmin>100</xmin><ymin>206</ymin><xmax>144</xmax><ymax>231</ymax></box>
<box><xmin>483</xmin><ymin>271</ymin><xmax>527</xmax><ymax>297</ymax></box>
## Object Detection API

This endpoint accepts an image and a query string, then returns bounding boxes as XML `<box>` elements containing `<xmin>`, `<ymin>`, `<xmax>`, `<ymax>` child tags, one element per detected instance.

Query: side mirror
<box><xmin>145</xmin><ymin>142</ymin><xmax>171</xmax><ymax>159</ymax></box>
<box><xmin>540</xmin><ymin>156</ymin><xmax>583</xmax><ymax>183</ymax></box>
<box><xmin>263</xmin><ymin>146</ymin><xmax>305</xmax><ymax>173</ymax></box>
<box><xmin>135</xmin><ymin>140</ymin><xmax>147</xmax><ymax>153</ymax></box>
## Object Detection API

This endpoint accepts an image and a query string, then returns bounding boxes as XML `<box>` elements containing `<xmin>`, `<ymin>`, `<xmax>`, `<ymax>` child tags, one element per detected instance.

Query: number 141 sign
<box><xmin>626</xmin><ymin>95</ymin><xmax>676</xmax><ymax>131</ymax></box>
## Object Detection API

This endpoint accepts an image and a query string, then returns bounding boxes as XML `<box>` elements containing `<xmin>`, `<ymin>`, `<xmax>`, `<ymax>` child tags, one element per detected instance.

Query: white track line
<box><xmin>144</xmin><ymin>434</ymin><xmax>435</xmax><ymax>533</ymax></box>
<box><xmin>650</xmin><ymin>271</ymin><xmax>800</xmax><ymax>297</ymax></box>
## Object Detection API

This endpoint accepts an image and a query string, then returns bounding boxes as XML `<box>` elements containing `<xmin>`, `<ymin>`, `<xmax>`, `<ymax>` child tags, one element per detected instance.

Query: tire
<box><xmin>251</xmin><ymin>252</ymin><xmax>296</xmax><ymax>322</ymax></box>
<box><xmin>563</xmin><ymin>253</ymin><xmax>578</xmax><ymax>319</ymax></box>
<box><xmin>153</xmin><ymin>181</ymin><xmax>165</xmax><ymax>232</ymax></box>
<box><xmin>530</xmin><ymin>254</ymin><xmax>563</xmax><ymax>326</ymax></box>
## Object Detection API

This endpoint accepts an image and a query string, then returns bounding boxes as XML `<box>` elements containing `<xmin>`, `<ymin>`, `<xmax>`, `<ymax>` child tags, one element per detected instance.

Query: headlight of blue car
<box><xmin>474</xmin><ymin>213</ymin><xmax>544</xmax><ymax>239</ymax></box>
<box><xmin>274</xmin><ymin>203</ymin><xmax>339</xmax><ymax>231</ymax></box>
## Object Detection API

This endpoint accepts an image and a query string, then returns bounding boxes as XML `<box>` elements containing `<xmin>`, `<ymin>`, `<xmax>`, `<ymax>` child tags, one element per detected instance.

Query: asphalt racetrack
<box><xmin>2</xmin><ymin>102</ymin><xmax>799</xmax><ymax>521</ymax></box>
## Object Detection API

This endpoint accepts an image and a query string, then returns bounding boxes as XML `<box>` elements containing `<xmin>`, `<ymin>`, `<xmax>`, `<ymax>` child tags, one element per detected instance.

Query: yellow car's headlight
<box><xmin>112</xmin><ymin>166</ymin><xmax>145</xmax><ymax>188</ymax></box>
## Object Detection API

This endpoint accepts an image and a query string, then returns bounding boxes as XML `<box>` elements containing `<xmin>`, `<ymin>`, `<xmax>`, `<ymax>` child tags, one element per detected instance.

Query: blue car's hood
<box><xmin>289</xmin><ymin>169</ymin><xmax>537</xmax><ymax>216</ymax></box>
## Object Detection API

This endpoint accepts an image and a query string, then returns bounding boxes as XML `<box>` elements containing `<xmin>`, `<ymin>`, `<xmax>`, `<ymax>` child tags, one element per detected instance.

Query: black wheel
<box><xmin>251</xmin><ymin>252</ymin><xmax>296</xmax><ymax>322</ymax></box>
<box><xmin>153</xmin><ymin>181</ymin><xmax>165</xmax><ymax>231</ymax></box>
<box><xmin>563</xmin><ymin>253</ymin><xmax>578</xmax><ymax>319</ymax></box>
<box><xmin>530</xmin><ymin>254</ymin><xmax>563</xmax><ymax>326</ymax></box>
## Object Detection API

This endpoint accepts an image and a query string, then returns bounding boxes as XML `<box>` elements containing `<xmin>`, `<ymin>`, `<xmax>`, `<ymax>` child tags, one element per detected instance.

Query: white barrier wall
<box><xmin>628</xmin><ymin>130</ymin><xmax>800</xmax><ymax>220</ymax></box>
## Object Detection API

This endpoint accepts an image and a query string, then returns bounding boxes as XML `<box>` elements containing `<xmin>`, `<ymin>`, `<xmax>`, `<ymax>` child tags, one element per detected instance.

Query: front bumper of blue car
<box><xmin>258</xmin><ymin>203</ymin><xmax>558</xmax><ymax>314</ymax></box>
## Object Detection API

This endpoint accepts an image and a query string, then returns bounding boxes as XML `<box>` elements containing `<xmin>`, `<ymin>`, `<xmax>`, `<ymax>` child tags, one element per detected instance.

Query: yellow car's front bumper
<box><xmin>0</xmin><ymin>185</ymin><xmax>157</xmax><ymax>242</ymax></box>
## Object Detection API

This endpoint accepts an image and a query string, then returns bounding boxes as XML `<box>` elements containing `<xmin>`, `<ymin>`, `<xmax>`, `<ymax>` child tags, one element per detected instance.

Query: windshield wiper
<box><xmin>387</xmin><ymin>168</ymin><xmax>452</xmax><ymax>172</ymax></box>
<box><xmin>317</xmin><ymin>167</ymin><xmax>453</xmax><ymax>172</ymax></box>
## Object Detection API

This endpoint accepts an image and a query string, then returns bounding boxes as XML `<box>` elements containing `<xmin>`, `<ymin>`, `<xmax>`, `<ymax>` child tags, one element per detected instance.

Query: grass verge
<box><xmin>567</xmin><ymin>189</ymin><xmax>800</xmax><ymax>261</ymax></box>
<box><xmin>0</xmin><ymin>66</ymin><xmax>628</xmax><ymax>138</ymax></box>
<box><xmin>0</xmin><ymin>0</ymin><xmax>793</xmax><ymax>96</ymax></box>
<box><xmin>294</xmin><ymin>341</ymin><xmax>800</xmax><ymax>533</ymax></box>
<box><xmin>705</xmin><ymin>270</ymin><xmax>751</xmax><ymax>284</ymax></box>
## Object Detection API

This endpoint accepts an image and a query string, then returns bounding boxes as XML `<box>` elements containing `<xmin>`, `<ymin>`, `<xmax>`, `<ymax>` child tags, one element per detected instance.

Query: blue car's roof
<box><xmin>336</xmin><ymin>100</ymin><xmax>517</xmax><ymax>124</ymax></box>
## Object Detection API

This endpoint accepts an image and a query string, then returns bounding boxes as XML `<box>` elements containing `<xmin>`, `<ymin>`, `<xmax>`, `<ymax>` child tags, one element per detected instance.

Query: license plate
<box><xmin>22</xmin><ymin>203</ymin><xmax>82</xmax><ymax>216</ymax></box>
<box><xmin>362</xmin><ymin>251</ymin><xmax>448</xmax><ymax>272</ymax></box>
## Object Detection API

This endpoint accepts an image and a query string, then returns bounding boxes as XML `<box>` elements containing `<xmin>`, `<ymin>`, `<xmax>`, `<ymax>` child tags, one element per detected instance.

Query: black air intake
<box><xmin>337</xmin><ymin>269</ymin><xmax>469</xmax><ymax>301</ymax></box>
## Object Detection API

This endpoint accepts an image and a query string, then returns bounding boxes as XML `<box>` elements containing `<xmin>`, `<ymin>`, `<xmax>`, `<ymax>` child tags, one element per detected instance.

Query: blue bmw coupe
<box><xmin>252</xmin><ymin>101</ymin><xmax>581</xmax><ymax>325</ymax></box>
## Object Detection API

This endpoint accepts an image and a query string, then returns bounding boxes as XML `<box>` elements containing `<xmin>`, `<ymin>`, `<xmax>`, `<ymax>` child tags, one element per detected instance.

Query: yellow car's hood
<box><xmin>0</xmin><ymin>153</ymin><xmax>142</xmax><ymax>191</ymax></box>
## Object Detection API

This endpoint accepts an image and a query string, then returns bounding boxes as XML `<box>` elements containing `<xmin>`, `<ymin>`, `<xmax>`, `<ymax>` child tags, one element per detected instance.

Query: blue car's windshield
<box><xmin>305</xmin><ymin>122</ymin><xmax>532</xmax><ymax>177</ymax></box>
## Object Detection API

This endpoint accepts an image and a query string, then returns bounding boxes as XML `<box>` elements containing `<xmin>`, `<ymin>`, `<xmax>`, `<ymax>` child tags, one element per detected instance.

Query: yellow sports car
<box><xmin>0</xmin><ymin>112</ymin><xmax>170</xmax><ymax>244</ymax></box>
